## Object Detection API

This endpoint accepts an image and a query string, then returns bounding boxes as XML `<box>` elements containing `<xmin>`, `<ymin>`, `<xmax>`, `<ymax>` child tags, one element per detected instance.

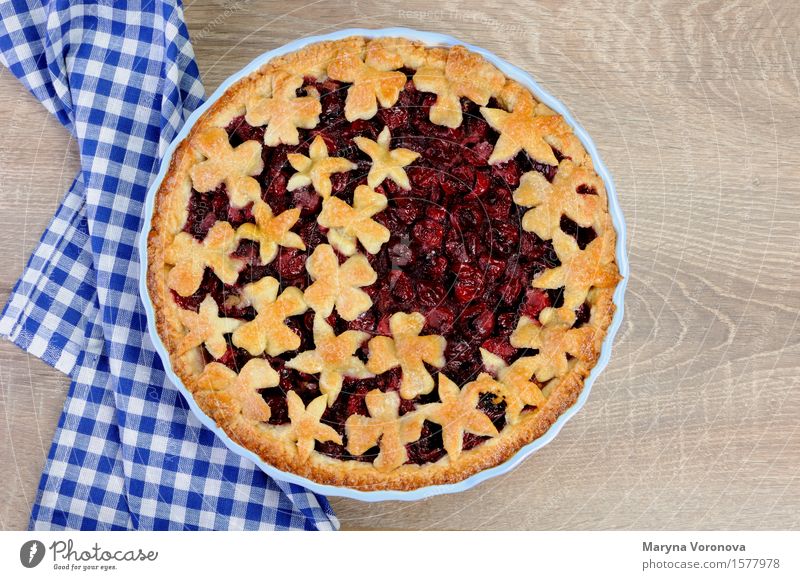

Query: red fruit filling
<box><xmin>176</xmin><ymin>70</ymin><xmax>587</xmax><ymax>466</ymax></box>
<box><xmin>559</xmin><ymin>215</ymin><xmax>597</xmax><ymax>249</ymax></box>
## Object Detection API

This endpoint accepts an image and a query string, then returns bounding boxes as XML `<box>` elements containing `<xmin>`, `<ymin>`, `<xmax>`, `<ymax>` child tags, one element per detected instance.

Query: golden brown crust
<box><xmin>146</xmin><ymin>36</ymin><xmax>621</xmax><ymax>491</ymax></box>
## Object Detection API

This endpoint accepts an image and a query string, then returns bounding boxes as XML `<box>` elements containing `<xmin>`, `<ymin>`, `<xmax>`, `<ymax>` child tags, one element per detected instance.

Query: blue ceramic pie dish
<box><xmin>138</xmin><ymin>27</ymin><xmax>629</xmax><ymax>502</ymax></box>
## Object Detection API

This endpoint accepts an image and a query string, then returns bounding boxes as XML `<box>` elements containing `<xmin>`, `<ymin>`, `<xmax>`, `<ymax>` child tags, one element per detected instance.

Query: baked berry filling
<box><xmin>176</xmin><ymin>70</ymin><xmax>580</xmax><ymax>465</ymax></box>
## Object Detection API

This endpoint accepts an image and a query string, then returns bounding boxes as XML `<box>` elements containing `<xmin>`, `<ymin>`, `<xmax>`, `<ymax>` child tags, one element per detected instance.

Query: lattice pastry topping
<box><xmin>245</xmin><ymin>70</ymin><xmax>321</xmax><ymax>146</ymax></box>
<box><xmin>176</xmin><ymin>296</ymin><xmax>242</xmax><ymax>359</ymax></box>
<box><xmin>188</xmin><ymin>127</ymin><xmax>264</xmax><ymax>208</ymax></box>
<box><xmin>303</xmin><ymin>244</ymin><xmax>376</xmax><ymax>321</ymax></box>
<box><xmin>166</xmin><ymin>222</ymin><xmax>243</xmax><ymax>296</ymax></box>
<box><xmin>345</xmin><ymin>389</ymin><xmax>427</xmax><ymax>472</ymax></box>
<box><xmin>513</xmin><ymin>159</ymin><xmax>607</xmax><ymax>240</ymax></box>
<box><xmin>366</xmin><ymin>312</ymin><xmax>446</xmax><ymax>399</ymax></box>
<box><xmin>286</xmin><ymin>135</ymin><xmax>356</xmax><ymax>199</ymax></box>
<box><xmin>286</xmin><ymin>315</ymin><xmax>373</xmax><ymax>405</ymax></box>
<box><xmin>412</xmin><ymin>45</ymin><xmax>504</xmax><ymax>128</ymax></box>
<box><xmin>231</xmin><ymin>276</ymin><xmax>308</xmax><ymax>356</ymax></box>
<box><xmin>510</xmin><ymin>316</ymin><xmax>599</xmax><ymax>381</ymax></box>
<box><xmin>424</xmin><ymin>374</ymin><xmax>500</xmax><ymax>461</ymax></box>
<box><xmin>354</xmin><ymin>126</ymin><xmax>420</xmax><ymax>190</ymax></box>
<box><xmin>480</xmin><ymin>84</ymin><xmax>572</xmax><ymax>166</ymax></box>
<box><xmin>286</xmin><ymin>391</ymin><xmax>343</xmax><ymax>462</ymax></box>
<box><xmin>480</xmin><ymin>348</ymin><xmax>547</xmax><ymax>424</ymax></box>
<box><xmin>235</xmin><ymin>202</ymin><xmax>305</xmax><ymax>264</ymax></box>
<box><xmin>196</xmin><ymin>359</ymin><xmax>278</xmax><ymax>422</ymax></box>
<box><xmin>533</xmin><ymin>229</ymin><xmax>620</xmax><ymax>316</ymax></box>
<box><xmin>327</xmin><ymin>41</ymin><xmax>406</xmax><ymax>121</ymax></box>
<box><xmin>317</xmin><ymin>185</ymin><xmax>390</xmax><ymax>255</ymax></box>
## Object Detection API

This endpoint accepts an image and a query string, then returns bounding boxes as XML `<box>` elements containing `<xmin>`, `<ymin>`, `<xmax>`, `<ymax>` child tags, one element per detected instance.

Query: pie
<box><xmin>146</xmin><ymin>36</ymin><xmax>622</xmax><ymax>491</ymax></box>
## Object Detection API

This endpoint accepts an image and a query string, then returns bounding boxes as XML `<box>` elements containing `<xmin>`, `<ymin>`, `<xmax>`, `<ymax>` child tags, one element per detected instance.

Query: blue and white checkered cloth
<box><xmin>0</xmin><ymin>0</ymin><xmax>339</xmax><ymax>530</ymax></box>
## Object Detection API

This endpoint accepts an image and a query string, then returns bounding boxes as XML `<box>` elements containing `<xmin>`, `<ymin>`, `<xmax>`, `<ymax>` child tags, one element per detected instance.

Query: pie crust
<box><xmin>147</xmin><ymin>36</ymin><xmax>621</xmax><ymax>491</ymax></box>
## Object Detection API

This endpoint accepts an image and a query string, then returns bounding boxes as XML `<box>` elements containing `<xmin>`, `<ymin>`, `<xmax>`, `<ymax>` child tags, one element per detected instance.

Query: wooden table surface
<box><xmin>2</xmin><ymin>0</ymin><xmax>799</xmax><ymax>530</ymax></box>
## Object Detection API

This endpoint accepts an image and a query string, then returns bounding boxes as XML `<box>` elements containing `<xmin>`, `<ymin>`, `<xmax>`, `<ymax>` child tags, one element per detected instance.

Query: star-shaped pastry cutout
<box><xmin>166</xmin><ymin>222</ymin><xmax>243</xmax><ymax>296</ymax></box>
<box><xmin>286</xmin><ymin>315</ymin><xmax>373</xmax><ymax>405</ymax></box>
<box><xmin>196</xmin><ymin>358</ymin><xmax>278</xmax><ymax>422</ymax></box>
<box><xmin>354</xmin><ymin>127</ymin><xmax>420</xmax><ymax>190</ymax></box>
<box><xmin>286</xmin><ymin>391</ymin><xmax>342</xmax><ymax>462</ymax></box>
<box><xmin>513</xmin><ymin>160</ymin><xmax>605</xmax><ymax>240</ymax></box>
<box><xmin>532</xmin><ymin>229</ymin><xmax>620</xmax><ymax>312</ymax></box>
<box><xmin>344</xmin><ymin>389</ymin><xmax>426</xmax><ymax>472</ymax></box>
<box><xmin>510</xmin><ymin>316</ymin><xmax>598</xmax><ymax>381</ymax></box>
<box><xmin>231</xmin><ymin>276</ymin><xmax>308</xmax><ymax>356</ymax></box>
<box><xmin>327</xmin><ymin>43</ymin><xmax>407</xmax><ymax>121</ymax></box>
<box><xmin>424</xmin><ymin>374</ymin><xmax>499</xmax><ymax>461</ymax></box>
<box><xmin>317</xmin><ymin>185</ymin><xmax>390</xmax><ymax>256</ymax></box>
<box><xmin>480</xmin><ymin>89</ymin><xmax>569</xmax><ymax>166</ymax></box>
<box><xmin>188</xmin><ymin>127</ymin><xmax>264</xmax><ymax>208</ymax></box>
<box><xmin>286</xmin><ymin>135</ymin><xmax>356</xmax><ymax>199</ymax></box>
<box><xmin>412</xmin><ymin>45</ymin><xmax>505</xmax><ymax>128</ymax></box>
<box><xmin>245</xmin><ymin>71</ymin><xmax>321</xmax><ymax>146</ymax></box>
<box><xmin>366</xmin><ymin>312</ymin><xmax>446</xmax><ymax>400</ymax></box>
<box><xmin>480</xmin><ymin>348</ymin><xmax>547</xmax><ymax>424</ymax></box>
<box><xmin>235</xmin><ymin>201</ymin><xmax>305</xmax><ymax>264</ymax></box>
<box><xmin>303</xmin><ymin>244</ymin><xmax>376</xmax><ymax>321</ymax></box>
<box><xmin>176</xmin><ymin>295</ymin><xmax>242</xmax><ymax>359</ymax></box>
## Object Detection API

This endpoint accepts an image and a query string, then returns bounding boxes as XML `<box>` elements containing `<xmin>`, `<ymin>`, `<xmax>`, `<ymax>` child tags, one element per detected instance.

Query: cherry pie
<box><xmin>146</xmin><ymin>36</ymin><xmax>622</xmax><ymax>490</ymax></box>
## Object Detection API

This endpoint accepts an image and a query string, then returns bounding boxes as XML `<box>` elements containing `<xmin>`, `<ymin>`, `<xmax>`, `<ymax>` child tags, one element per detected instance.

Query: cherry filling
<box><xmin>559</xmin><ymin>215</ymin><xmax>597</xmax><ymax>250</ymax></box>
<box><xmin>178</xmin><ymin>70</ymin><xmax>586</xmax><ymax>465</ymax></box>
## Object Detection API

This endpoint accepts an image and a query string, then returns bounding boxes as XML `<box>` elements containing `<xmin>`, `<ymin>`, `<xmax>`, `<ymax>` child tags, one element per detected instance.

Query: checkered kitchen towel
<box><xmin>0</xmin><ymin>0</ymin><xmax>338</xmax><ymax>530</ymax></box>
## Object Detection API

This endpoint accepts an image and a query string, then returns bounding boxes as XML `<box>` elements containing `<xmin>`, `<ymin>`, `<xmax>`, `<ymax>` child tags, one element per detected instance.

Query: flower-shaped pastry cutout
<box><xmin>513</xmin><ymin>160</ymin><xmax>606</xmax><ymax>240</ymax></box>
<box><xmin>424</xmin><ymin>374</ymin><xmax>499</xmax><ymax>461</ymax></box>
<box><xmin>286</xmin><ymin>315</ymin><xmax>372</xmax><ymax>405</ymax></box>
<box><xmin>286</xmin><ymin>391</ymin><xmax>343</xmax><ymax>462</ymax></box>
<box><xmin>480</xmin><ymin>88</ymin><xmax>570</xmax><ymax>166</ymax></box>
<box><xmin>412</xmin><ymin>46</ymin><xmax>505</xmax><ymax>128</ymax></box>
<box><xmin>188</xmin><ymin>127</ymin><xmax>264</xmax><ymax>208</ymax></box>
<box><xmin>345</xmin><ymin>390</ymin><xmax>426</xmax><ymax>472</ymax></box>
<box><xmin>480</xmin><ymin>348</ymin><xmax>547</xmax><ymax>424</ymax></box>
<box><xmin>354</xmin><ymin>127</ymin><xmax>420</xmax><ymax>190</ymax></box>
<box><xmin>303</xmin><ymin>244</ymin><xmax>376</xmax><ymax>321</ymax></box>
<box><xmin>166</xmin><ymin>222</ymin><xmax>243</xmax><ymax>296</ymax></box>
<box><xmin>231</xmin><ymin>276</ymin><xmax>308</xmax><ymax>356</ymax></box>
<box><xmin>286</xmin><ymin>135</ymin><xmax>356</xmax><ymax>198</ymax></box>
<box><xmin>366</xmin><ymin>312</ymin><xmax>446</xmax><ymax>400</ymax></box>
<box><xmin>317</xmin><ymin>185</ymin><xmax>390</xmax><ymax>256</ymax></box>
<box><xmin>176</xmin><ymin>296</ymin><xmax>242</xmax><ymax>359</ymax></box>
<box><xmin>533</xmin><ymin>230</ymin><xmax>620</xmax><ymax>312</ymax></box>
<box><xmin>245</xmin><ymin>71</ymin><xmax>321</xmax><ymax>146</ymax></box>
<box><xmin>196</xmin><ymin>359</ymin><xmax>278</xmax><ymax>422</ymax></box>
<box><xmin>327</xmin><ymin>43</ymin><xmax>406</xmax><ymax>121</ymax></box>
<box><xmin>510</xmin><ymin>316</ymin><xmax>598</xmax><ymax>381</ymax></box>
<box><xmin>235</xmin><ymin>202</ymin><xmax>305</xmax><ymax>264</ymax></box>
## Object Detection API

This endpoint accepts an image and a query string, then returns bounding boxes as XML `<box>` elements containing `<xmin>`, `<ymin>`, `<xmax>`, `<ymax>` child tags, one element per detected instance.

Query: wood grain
<box><xmin>1</xmin><ymin>0</ymin><xmax>798</xmax><ymax>530</ymax></box>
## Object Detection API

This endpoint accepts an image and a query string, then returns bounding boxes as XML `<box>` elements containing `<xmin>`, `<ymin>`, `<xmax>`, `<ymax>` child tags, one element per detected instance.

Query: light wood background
<box><xmin>1</xmin><ymin>0</ymin><xmax>798</xmax><ymax>530</ymax></box>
